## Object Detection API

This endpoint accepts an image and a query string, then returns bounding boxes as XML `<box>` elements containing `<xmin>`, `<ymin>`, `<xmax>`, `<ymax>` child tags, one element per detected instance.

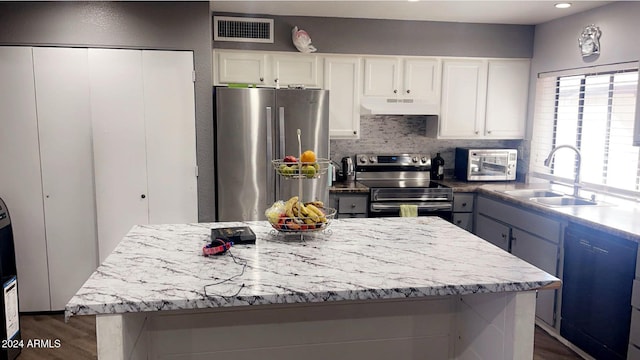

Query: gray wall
<box><xmin>524</xmin><ymin>2</ymin><xmax>640</xmax><ymax>171</ymax></box>
<box><xmin>213</xmin><ymin>12</ymin><xmax>535</xmax><ymax>58</ymax></box>
<box><xmin>0</xmin><ymin>1</ymin><xmax>216</xmax><ymax>221</ymax></box>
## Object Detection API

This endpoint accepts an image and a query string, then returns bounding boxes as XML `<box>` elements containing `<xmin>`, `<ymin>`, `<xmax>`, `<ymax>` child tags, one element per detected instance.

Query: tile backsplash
<box><xmin>330</xmin><ymin>115</ymin><xmax>524</xmax><ymax>178</ymax></box>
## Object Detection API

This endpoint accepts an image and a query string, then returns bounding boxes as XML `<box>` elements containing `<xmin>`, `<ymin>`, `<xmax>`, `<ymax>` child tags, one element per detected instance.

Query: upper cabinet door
<box><xmin>403</xmin><ymin>58</ymin><xmax>441</xmax><ymax>104</ymax></box>
<box><xmin>484</xmin><ymin>59</ymin><xmax>530</xmax><ymax>138</ymax></box>
<box><xmin>324</xmin><ymin>56</ymin><xmax>361</xmax><ymax>139</ymax></box>
<box><xmin>217</xmin><ymin>51</ymin><xmax>267</xmax><ymax>85</ymax></box>
<box><xmin>439</xmin><ymin>59</ymin><xmax>487</xmax><ymax>138</ymax></box>
<box><xmin>32</xmin><ymin>47</ymin><xmax>98</xmax><ymax>311</ymax></box>
<box><xmin>272</xmin><ymin>54</ymin><xmax>321</xmax><ymax>88</ymax></box>
<box><xmin>363</xmin><ymin>57</ymin><xmax>399</xmax><ymax>97</ymax></box>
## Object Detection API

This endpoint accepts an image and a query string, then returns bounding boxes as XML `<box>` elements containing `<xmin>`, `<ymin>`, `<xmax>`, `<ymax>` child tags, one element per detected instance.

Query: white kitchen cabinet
<box><xmin>216</xmin><ymin>50</ymin><xmax>268</xmax><ymax>85</ymax></box>
<box><xmin>272</xmin><ymin>53</ymin><xmax>321</xmax><ymax>88</ymax></box>
<box><xmin>89</xmin><ymin>49</ymin><xmax>198</xmax><ymax>263</ymax></box>
<box><xmin>0</xmin><ymin>47</ymin><xmax>51</xmax><ymax>312</ymax></box>
<box><xmin>324</xmin><ymin>56</ymin><xmax>361</xmax><ymax>139</ymax></box>
<box><xmin>438</xmin><ymin>59</ymin><xmax>529</xmax><ymax>139</ymax></box>
<box><xmin>363</xmin><ymin>56</ymin><xmax>440</xmax><ymax>104</ymax></box>
<box><xmin>214</xmin><ymin>50</ymin><xmax>322</xmax><ymax>88</ymax></box>
<box><xmin>0</xmin><ymin>47</ymin><xmax>98</xmax><ymax>311</ymax></box>
<box><xmin>484</xmin><ymin>59</ymin><xmax>530</xmax><ymax>138</ymax></box>
<box><xmin>439</xmin><ymin>59</ymin><xmax>487</xmax><ymax>138</ymax></box>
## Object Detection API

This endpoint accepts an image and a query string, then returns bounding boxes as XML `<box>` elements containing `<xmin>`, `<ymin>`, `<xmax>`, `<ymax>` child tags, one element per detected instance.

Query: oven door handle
<box><xmin>372</xmin><ymin>195</ymin><xmax>452</xmax><ymax>202</ymax></box>
<box><xmin>370</xmin><ymin>203</ymin><xmax>453</xmax><ymax>212</ymax></box>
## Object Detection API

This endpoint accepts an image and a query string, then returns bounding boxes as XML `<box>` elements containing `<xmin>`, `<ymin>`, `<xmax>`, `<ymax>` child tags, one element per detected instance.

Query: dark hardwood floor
<box><xmin>15</xmin><ymin>313</ymin><xmax>582</xmax><ymax>359</ymax></box>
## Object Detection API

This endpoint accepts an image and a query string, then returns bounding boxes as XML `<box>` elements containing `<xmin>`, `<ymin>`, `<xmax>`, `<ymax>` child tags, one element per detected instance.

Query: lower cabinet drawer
<box><xmin>336</xmin><ymin>213</ymin><xmax>367</xmax><ymax>219</ymax></box>
<box><xmin>337</xmin><ymin>195</ymin><xmax>367</xmax><ymax>214</ymax></box>
<box><xmin>452</xmin><ymin>213</ymin><xmax>473</xmax><ymax>232</ymax></box>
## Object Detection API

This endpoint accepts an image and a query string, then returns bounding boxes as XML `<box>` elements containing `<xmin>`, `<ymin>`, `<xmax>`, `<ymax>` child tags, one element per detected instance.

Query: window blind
<box><xmin>530</xmin><ymin>64</ymin><xmax>640</xmax><ymax>197</ymax></box>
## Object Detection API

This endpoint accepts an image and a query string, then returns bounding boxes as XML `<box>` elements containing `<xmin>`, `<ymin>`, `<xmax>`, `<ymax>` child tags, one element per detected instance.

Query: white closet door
<box><xmin>142</xmin><ymin>51</ymin><xmax>198</xmax><ymax>224</ymax></box>
<box><xmin>0</xmin><ymin>47</ymin><xmax>51</xmax><ymax>311</ymax></box>
<box><xmin>88</xmin><ymin>49</ymin><xmax>149</xmax><ymax>263</ymax></box>
<box><xmin>32</xmin><ymin>47</ymin><xmax>98</xmax><ymax>310</ymax></box>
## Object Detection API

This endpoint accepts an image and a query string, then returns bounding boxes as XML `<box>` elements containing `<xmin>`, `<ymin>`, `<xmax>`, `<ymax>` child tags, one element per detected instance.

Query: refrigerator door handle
<box><xmin>278</xmin><ymin>106</ymin><xmax>285</xmax><ymax>159</ymax></box>
<box><xmin>266</xmin><ymin>106</ymin><xmax>274</xmax><ymax>207</ymax></box>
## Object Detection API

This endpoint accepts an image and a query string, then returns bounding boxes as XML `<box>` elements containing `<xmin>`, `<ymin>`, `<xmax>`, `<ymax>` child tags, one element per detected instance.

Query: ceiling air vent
<box><xmin>214</xmin><ymin>16</ymin><xmax>274</xmax><ymax>43</ymax></box>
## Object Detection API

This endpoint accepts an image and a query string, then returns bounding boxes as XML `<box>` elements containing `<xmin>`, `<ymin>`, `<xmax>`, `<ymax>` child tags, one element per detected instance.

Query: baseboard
<box><xmin>535</xmin><ymin>319</ymin><xmax>595</xmax><ymax>360</ymax></box>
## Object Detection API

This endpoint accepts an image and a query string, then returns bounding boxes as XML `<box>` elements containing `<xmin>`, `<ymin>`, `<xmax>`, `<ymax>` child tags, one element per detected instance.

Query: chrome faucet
<box><xmin>543</xmin><ymin>145</ymin><xmax>582</xmax><ymax>197</ymax></box>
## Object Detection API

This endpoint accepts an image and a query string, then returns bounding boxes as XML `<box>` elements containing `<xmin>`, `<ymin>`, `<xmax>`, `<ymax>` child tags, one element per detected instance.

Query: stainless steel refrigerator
<box><xmin>215</xmin><ymin>87</ymin><xmax>330</xmax><ymax>221</ymax></box>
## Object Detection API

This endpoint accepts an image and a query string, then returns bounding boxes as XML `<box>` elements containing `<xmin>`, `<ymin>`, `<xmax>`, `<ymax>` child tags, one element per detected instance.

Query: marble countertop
<box><xmin>65</xmin><ymin>217</ymin><xmax>559</xmax><ymax>318</ymax></box>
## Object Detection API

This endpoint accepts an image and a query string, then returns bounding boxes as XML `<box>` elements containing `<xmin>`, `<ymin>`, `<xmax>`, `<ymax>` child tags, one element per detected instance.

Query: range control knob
<box><xmin>421</xmin><ymin>157</ymin><xmax>427</xmax><ymax>163</ymax></box>
<box><xmin>412</xmin><ymin>156</ymin><xmax>418</xmax><ymax>163</ymax></box>
<box><xmin>369</xmin><ymin>156</ymin><xmax>377</xmax><ymax>163</ymax></box>
<box><xmin>359</xmin><ymin>156</ymin><xmax>368</xmax><ymax>164</ymax></box>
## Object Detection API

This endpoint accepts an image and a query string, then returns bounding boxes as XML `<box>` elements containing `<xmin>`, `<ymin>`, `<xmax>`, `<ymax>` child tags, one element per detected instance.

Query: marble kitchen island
<box><xmin>66</xmin><ymin>217</ymin><xmax>560</xmax><ymax>360</ymax></box>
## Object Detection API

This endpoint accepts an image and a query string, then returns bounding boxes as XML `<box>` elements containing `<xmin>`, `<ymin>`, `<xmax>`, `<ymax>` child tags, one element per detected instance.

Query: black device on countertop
<box><xmin>0</xmin><ymin>197</ymin><xmax>20</xmax><ymax>360</ymax></box>
<box><xmin>211</xmin><ymin>226</ymin><xmax>256</xmax><ymax>245</ymax></box>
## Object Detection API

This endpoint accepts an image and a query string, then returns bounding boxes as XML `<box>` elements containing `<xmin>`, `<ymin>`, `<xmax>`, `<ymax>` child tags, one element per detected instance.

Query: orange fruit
<box><xmin>300</xmin><ymin>150</ymin><xmax>316</xmax><ymax>163</ymax></box>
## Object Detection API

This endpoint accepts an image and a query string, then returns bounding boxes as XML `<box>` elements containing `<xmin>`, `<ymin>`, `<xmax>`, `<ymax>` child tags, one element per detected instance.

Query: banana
<box><xmin>284</xmin><ymin>196</ymin><xmax>298</xmax><ymax>218</ymax></box>
<box><xmin>304</xmin><ymin>217</ymin><xmax>315</xmax><ymax>225</ymax></box>
<box><xmin>302</xmin><ymin>204</ymin><xmax>318</xmax><ymax>222</ymax></box>
<box><xmin>285</xmin><ymin>204</ymin><xmax>294</xmax><ymax>218</ymax></box>
<box><xmin>306</xmin><ymin>204</ymin><xmax>326</xmax><ymax>223</ymax></box>
<box><xmin>305</xmin><ymin>200</ymin><xmax>324</xmax><ymax>208</ymax></box>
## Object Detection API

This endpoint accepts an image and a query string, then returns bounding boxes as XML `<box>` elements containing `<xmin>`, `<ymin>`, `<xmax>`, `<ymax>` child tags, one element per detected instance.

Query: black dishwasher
<box><xmin>561</xmin><ymin>223</ymin><xmax>637</xmax><ymax>360</ymax></box>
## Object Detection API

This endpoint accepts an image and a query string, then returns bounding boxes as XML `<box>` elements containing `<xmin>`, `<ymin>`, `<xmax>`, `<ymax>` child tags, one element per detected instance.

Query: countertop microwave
<box><xmin>454</xmin><ymin>148</ymin><xmax>517</xmax><ymax>181</ymax></box>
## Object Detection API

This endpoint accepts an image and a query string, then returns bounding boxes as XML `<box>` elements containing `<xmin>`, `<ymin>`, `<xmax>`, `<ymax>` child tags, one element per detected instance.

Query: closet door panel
<box><xmin>32</xmin><ymin>47</ymin><xmax>98</xmax><ymax>310</ymax></box>
<box><xmin>0</xmin><ymin>46</ymin><xmax>51</xmax><ymax>311</ymax></box>
<box><xmin>142</xmin><ymin>51</ymin><xmax>198</xmax><ymax>224</ymax></box>
<box><xmin>88</xmin><ymin>49</ymin><xmax>149</xmax><ymax>263</ymax></box>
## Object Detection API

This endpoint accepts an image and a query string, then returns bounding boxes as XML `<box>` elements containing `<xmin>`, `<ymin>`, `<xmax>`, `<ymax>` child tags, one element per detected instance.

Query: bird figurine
<box><xmin>292</xmin><ymin>26</ymin><xmax>317</xmax><ymax>53</ymax></box>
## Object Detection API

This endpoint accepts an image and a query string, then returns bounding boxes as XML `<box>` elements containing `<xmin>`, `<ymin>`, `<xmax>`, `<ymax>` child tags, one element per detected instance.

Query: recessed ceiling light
<box><xmin>555</xmin><ymin>3</ymin><xmax>572</xmax><ymax>9</ymax></box>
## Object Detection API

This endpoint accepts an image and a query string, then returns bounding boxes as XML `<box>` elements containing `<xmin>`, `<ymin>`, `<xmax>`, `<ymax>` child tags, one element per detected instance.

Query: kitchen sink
<box><xmin>501</xmin><ymin>189</ymin><xmax>564</xmax><ymax>198</ymax></box>
<box><xmin>529</xmin><ymin>196</ymin><xmax>598</xmax><ymax>207</ymax></box>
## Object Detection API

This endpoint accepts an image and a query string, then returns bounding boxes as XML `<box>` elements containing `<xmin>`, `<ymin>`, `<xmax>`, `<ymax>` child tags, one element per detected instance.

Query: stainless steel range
<box><xmin>355</xmin><ymin>153</ymin><xmax>453</xmax><ymax>219</ymax></box>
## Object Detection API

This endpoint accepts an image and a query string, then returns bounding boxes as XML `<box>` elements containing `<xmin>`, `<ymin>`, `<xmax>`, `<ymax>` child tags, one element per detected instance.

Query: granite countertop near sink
<box><xmin>437</xmin><ymin>178</ymin><xmax>640</xmax><ymax>243</ymax></box>
<box><xmin>65</xmin><ymin>217</ymin><xmax>559</xmax><ymax>318</ymax></box>
<box><xmin>329</xmin><ymin>181</ymin><xmax>369</xmax><ymax>193</ymax></box>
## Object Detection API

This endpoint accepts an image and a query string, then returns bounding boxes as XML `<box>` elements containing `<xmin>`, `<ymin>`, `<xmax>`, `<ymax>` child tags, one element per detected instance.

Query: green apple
<box><xmin>301</xmin><ymin>164</ymin><xmax>316</xmax><ymax>178</ymax></box>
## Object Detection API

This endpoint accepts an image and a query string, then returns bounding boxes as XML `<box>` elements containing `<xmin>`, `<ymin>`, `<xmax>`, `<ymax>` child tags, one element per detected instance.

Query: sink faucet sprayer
<box><xmin>543</xmin><ymin>145</ymin><xmax>582</xmax><ymax>197</ymax></box>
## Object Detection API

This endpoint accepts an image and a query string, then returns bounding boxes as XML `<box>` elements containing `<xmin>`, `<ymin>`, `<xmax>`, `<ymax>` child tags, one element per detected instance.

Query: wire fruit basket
<box><xmin>267</xmin><ymin>129</ymin><xmax>336</xmax><ymax>237</ymax></box>
<box><xmin>272</xmin><ymin>159</ymin><xmax>331</xmax><ymax>179</ymax></box>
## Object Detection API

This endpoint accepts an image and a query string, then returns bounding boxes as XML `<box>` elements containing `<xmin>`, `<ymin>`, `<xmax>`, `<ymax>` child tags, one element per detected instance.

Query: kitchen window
<box><xmin>530</xmin><ymin>63</ymin><xmax>640</xmax><ymax>199</ymax></box>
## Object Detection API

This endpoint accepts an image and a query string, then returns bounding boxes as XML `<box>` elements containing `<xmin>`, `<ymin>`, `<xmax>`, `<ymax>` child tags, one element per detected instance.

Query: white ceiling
<box><xmin>210</xmin><ymin>0</ymin><xmax>613</xmax><ymax>25</ymax></box>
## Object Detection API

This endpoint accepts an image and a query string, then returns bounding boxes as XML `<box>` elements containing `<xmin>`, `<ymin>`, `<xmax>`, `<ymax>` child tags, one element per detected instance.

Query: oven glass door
<box><xmin>470</xmin><ymin>152</ymin><xmax>509</xmax><ymax>177</ymax></box>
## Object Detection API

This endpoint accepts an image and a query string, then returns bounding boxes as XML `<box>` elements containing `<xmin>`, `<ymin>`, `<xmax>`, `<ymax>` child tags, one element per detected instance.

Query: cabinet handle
<box><xmin>406</xmin><ymin>89</ymin><xmax>411</xmax><ymax>94</ymax></box>
<box><xmin>501</xmin><ymin>233</ymin><xmax>507</xmax><ymax>239</ymax></box>
<box><xmin>259</xmin><ymin>77</ymin><xmax>264</xmax><ymax>82</ymax></box>
<box><xmin>393</xmin><ymin>89</ymin><xmax>398</xmax><ymax>94</ymax></box>
<box><xmin>351</xmin><ymin>203</ymin><xmax>356</xmax><ymax>208</ymax></box>
<box><xmin>275</xmin><ymin>78</ymin><xmax>279</xmax><ymax>83</ymax></box>
<box><xmin>456</xmin><ymin>220</ymin><xmax>462</xmax><ymax>224</ymax></box>
<box><xmin>353</xmin><ymin>130</ymin><xmax>357</xmax><ymax>135</ymax></box>
<box><xmin>462</xmin><ymin>202</ymin><xmax>467</xmax><ymax>207</ymax></box>
<box><xmin>141</xmin><ymin>194</ymin><xmax>146</xmax><ymax>199</ymax></box>
<box><xmin>487</xmin><ymin>130</ymin><xmax>492</xmax><ymax>134</ymax></box>
<box><xmin>475</xmin><ymin>131</ymin><xmax>479</xmax><ymax>135</ymax></box>
<box><xmin>511</xmin><ymin>235</ymin><xmax>517</xmax><ymax>241</ymax></box>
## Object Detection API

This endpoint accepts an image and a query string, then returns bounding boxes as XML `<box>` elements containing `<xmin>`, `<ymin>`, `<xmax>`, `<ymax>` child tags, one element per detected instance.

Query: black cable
<box><xmin>203</xmin><ymin>247</ymin><xmax>247</xmax><ymax>299</ymax></box>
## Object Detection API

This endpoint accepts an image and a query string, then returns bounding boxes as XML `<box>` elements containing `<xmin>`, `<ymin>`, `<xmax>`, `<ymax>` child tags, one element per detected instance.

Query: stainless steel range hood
<box><xmin>360</xmin><ymin>97</ymin><xmax>440</xmax><ymax>115</ymax></box>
